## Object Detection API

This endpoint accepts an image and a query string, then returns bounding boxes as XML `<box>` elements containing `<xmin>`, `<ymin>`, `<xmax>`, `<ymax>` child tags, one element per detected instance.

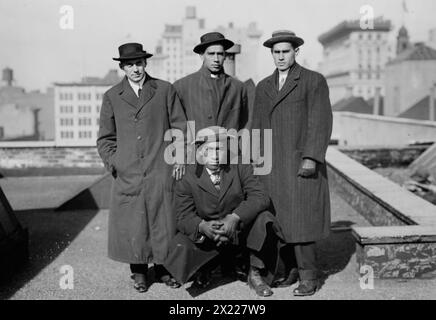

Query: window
<box><xmin>60</xmin><ymin>131</ymin><xmax>74</xmax><ymax>139</ymax></box>
<box><xmin>79</xmin><ymin>131</ymin><xmax>92</xmax><ymax>139</ymax></box>
<box><xmin>60</xmin><ymin>105</ymin><xmax>73</xmax><ymax>113</ymax></box>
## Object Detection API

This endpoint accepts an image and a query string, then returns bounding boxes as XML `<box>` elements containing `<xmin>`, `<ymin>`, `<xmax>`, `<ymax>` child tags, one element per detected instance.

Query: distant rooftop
<box><xmin>332</xmin><ymin>96</ymin><xmax>373</xmax><ymax>114</ymax></box>
<box><xmin>398</xmin><ymin>95</ymin><xmax>435</xmax><ymax>121</ymax></box>
<box><xmin>54</xmin><ymin>70</ymin><xmax>122</xmax><ymax>87</ymax></box>
<box><xmin>318</xmin><ymin>17</ymin><xmax>392</xmax><ymax>46</ymax></box>
<box><xmin>388</xmin><ymin>42</ymin><xmax>436</xmax><ymax>65</ymax></box>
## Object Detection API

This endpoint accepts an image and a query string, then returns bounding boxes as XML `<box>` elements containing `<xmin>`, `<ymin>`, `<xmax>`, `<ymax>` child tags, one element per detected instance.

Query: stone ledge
<box><xmin>352</xmin><ymin>225</ymin><xmax>436</xmax><ymax>245</ymax></box>
<box><xmin>327</xmin><ymin>147</ymin><xmax>436</xmax><ymax>279</ymax></box>
<box><xmin>352</xmin><ymin>226</ymin><xmax>436</xmax><ymax>279</ymax></box>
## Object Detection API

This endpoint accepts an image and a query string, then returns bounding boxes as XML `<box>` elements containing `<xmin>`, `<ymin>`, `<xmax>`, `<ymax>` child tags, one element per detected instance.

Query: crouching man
<box><xmin>164</xmin><ymin>126</ymin><xmax>283</xmax><ymax>297</ymax></box>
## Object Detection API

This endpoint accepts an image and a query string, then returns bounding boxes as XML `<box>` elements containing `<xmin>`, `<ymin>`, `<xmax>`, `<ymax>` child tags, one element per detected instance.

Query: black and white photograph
<box><xmin>0</xmin><ymin>0</ymin><xmax>436</xmax><ymax>305</ymax></box>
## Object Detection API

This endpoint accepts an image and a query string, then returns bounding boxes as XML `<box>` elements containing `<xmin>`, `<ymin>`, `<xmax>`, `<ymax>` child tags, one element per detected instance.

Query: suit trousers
<box><xmin>281</xmin><ymin>242</ymin><xmax>318</xmax><ymax>280</ymax></box>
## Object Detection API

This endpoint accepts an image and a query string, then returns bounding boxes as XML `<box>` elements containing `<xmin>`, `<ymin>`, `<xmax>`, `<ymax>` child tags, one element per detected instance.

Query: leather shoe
<box><xmin>247</xmin><ymin>268</ymin><xmax>273</xmax><ymax>297</ymax></box>
<box><xmin>192</xmin><ymin>271</ymin><xmax>212</xmax><ymax>289</ymax></box>
<box><xmin>293</xmin><ymin>279</ymin><xmax>319</xmax><ymax>296</ymax></box>
<box><xmin>131</xmin><ymin>273</ymin><xmax>148</xmax><ymax>293</ymax></box>
<box><xmin>272</xmin><ymin>268</ymin><xmax>299</xmax><ymax>288</ymax></box>
<box><xmin>160</xmin><ymin>275</ymin><xmax>181</xmax><ymax>289</ymax></box>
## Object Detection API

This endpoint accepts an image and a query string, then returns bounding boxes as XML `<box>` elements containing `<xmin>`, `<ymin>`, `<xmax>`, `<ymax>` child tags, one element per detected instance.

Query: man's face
<box><xmin>201</xmin><ymin>44</ymin><xmax>225</xmax><ymax>74</ymax></box>
<box><xmin>200</xmin><ymin>141</ymin><xmax>227</xmax><ymax>170</ymax></box>
<box><xmin>122</xmin><ymin>58</ymin><xmax>146</xmax><ymax>83</ymax></box>
<box><xmin>271</xmin><ymin>42</ymin><xmax>297</xmax><ymax>72</ymax></box>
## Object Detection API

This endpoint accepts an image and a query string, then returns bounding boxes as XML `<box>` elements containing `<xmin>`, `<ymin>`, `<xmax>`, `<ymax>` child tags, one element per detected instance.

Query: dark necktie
<box><xmin>138</xmin><ymin>88</ymin><xmax>142</xmax><ymax>98</ymax></box>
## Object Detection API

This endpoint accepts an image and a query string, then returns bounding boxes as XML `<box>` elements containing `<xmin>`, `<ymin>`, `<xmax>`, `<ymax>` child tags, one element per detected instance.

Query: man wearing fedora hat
<box><xmin>163</xmin><ymin>126</ymin><xmax>284</xmax><ymax>297</ymax></box>
<box><xmin>252</xmin><ymin>31</ymin><xmax>333</xmax><ymax>296</ymax></box>
<box><xmin>97</xmin><ymin>42</ymin><xmax>187</xmax><ymax>293</ymax></box>
<box><xmin>173</xmin><ymin>32</ymin><xmax>249</xmax><ymax>146</ymax></box>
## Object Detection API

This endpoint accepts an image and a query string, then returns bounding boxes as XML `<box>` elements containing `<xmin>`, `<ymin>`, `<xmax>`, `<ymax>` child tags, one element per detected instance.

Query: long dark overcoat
<box><xmin>252</xmin><ymin>63</ymin><xmax>333</xmax><ymax>243</ymax></box>
<box><xmin>97</xmin><ymin>75</ymin><xmax>187</xmax><ymax>264</ymax></box>
<box><xmin>173</xmin><ymin>67</ymin><xmax>249</xmax><ymax>133</ymax></box>
<box><xmin>163</xmin><ymin>164</ymin><xmax>283</xmax><ymax>284</ymax></box>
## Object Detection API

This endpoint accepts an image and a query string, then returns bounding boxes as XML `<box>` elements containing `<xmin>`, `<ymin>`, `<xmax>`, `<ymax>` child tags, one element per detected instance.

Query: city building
<box><xmin>147</xmin><ymin>6</ymin><xmax>262</xmax><ymax>83</ymax></box>
<box><xmin>318</xmin><ymin>17</ymin><xmax>395</xmax><ymax>104</ymax></box>
<box><xmin>53</xmin><ymin>70</ymin><xmax>121</xmax><ymax>146</ymax></box>
<box><xmin>384</xmin><ymin>27</ymin><xmax>436</xmax><ymax>118</ymax></box>
<box><xmin>0</xmin><ymin>67</ymin><xmax>54</xmax><ymax>141</ymax></box>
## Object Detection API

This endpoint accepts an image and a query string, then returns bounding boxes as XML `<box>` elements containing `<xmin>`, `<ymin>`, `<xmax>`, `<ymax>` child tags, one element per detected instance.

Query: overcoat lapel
<box><xmin>218</xmin><ymin>165</ymin><xmax>236</xmax><ymax>202</ymax></box>
<box><xmin>216</xmin><ymin>74</ymin><xmax>231</xmax><ymax>119</ymax></box>
<box><xmin>199</xmin><ymin>70</ymin><xmax>217</xmax><ymax>123</ymax></box>
<box><xmin>264</xmin><ymin>72</ymin><xmax>278</xmax><ymax>102</ymax></box>
<box><xmin>119</xmin><ymin>77</ymin><xmax>138</xmax><ymax>109</ymax></box>
<box><xmin>136</xmin><ymin>75</ymin><xmax>157</xmax><ymax>117</ymax></box>
<box><xmin>269</xmin><ymin>63</ymin><xmax>302</xmax><ymax>114</ymax></box>
<box><xmin>195</xmin><ymin>165</ymin><xmax>219</xmax><ymax>197</ymax></box>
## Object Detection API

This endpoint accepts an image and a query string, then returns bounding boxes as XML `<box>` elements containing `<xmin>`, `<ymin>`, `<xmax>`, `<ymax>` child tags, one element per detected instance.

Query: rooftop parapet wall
<box><xmin>333</xmin><ymin>112</ymin><xmax>436</xmax><ymax>147</ymax></box>
<box><xmin>326</xmin><ymin>147</ymin><xmax>436</xmax><ymax>279</ymax></box>
<box><xmin>0</xmin><ymin>144</ymin><xmax>103</xmax><ymax>169</ymax></box>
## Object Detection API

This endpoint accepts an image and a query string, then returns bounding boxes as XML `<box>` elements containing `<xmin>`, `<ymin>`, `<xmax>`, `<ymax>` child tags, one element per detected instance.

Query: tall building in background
<box><xmin>215</xmin><ymin>22</ymin><xmax>263</xmax><ymax>82</ymax></box>
<box><xmin>147</xmin><ymin>6</ymin><xmax>262</xmax><ymax>83</ymax></box>
<box><xmin>384</xmin><ymin>25</ymin><xmax>436</xmax><ymax>118</ymax></box>
<box><xmin>147</xmin><ymin>6</ymin><xmax>205</xmax><ymax>83</ymax></box>
<box><xmin>318</xmin><ymin>17</ymin><xmax>394</xmax><ymax>104</ymax></box>
<box><xmin>54</xmin><ymin>70</ymin><xmax>121</xmax><ymax>146</ymax></box>
<box><xmin>0</xmin><ymin>67</ymin><xmax>54</xmax><ymax>141</ymax></box>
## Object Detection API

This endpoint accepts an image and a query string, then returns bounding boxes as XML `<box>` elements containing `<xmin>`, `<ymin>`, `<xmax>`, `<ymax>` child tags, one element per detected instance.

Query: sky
<box><xmin>1</xmin><ymin>0</ymin><xmax>435</xmax><ymax>91</ymax></box>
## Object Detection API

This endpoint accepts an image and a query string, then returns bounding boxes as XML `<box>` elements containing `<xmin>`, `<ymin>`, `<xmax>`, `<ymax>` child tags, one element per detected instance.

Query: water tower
<box><xmin>2</xmin><ymin>67</ymin><xmax>14</xmax><ymax>86</ymax></box>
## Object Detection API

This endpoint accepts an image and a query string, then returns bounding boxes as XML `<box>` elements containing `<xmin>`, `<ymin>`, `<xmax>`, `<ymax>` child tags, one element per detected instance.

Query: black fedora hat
<box><xmin>263</xmin><ymin>30</ymin><xmax>304</xmax><ymax>48</ymax></box>
<box><xmin>193</xmin><ymin>32</ymin><xmax>234</xmax><ymax>54</ymax></box>
<box><xmin>113</xmin><ymin>43</ymin><xmax>153</xmax><ymax>61</ymax></box>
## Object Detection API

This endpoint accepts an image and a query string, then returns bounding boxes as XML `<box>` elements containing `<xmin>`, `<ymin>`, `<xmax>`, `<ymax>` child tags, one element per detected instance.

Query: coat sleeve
<box><xmin>166</xmin><ymin>84</ymin><xmax>189</xmax><ymax>164</ymax></box>
<box><xmin>239</xmin><ymin>84</ymin><xmax>249</xmax><ymax>130</ymax></box>
<box><xmin>96</xmin><ymin>92</ymin><xmax>117</xmax><ymax>175</ymax></box>
<box><xmin>175</xmin><ymin>177</ymin><xmax>203</xmax><ymax>242</ymax></box>
<box><xmin>302</xmin><ymin>74</ymin><xmax>333</xmax><ymax>164</ymax></box>
<box><xmin>233</xmin><ymin>164</ymin><xmax>271</xmax><ymax>227</ymax></box>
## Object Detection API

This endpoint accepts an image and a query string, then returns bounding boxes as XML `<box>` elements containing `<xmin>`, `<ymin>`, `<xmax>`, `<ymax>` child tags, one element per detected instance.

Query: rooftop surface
<box><xmin>1</xmin><ymin>176</ymin><xmax>435</xmax><ymax>299</ymax></box>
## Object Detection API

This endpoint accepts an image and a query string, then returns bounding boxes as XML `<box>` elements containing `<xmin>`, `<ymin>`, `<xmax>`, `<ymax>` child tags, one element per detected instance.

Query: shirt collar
<box><xmin>200</xmin><ymin>66</ymin><xmax>224</xmax><ymax>79</ymax></box>
<box><xmin>205</xmin><ymin>167</ymin><xmax>221</xmax><ymax>175</ymax></box>
<box><xmin>127</xmin><ymin>75</ymin><xmax>146</xmax><ymax>94</ymax></box>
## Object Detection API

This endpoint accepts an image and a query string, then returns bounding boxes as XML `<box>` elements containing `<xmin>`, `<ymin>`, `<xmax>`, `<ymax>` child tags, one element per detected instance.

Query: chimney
<box><xmin>2</xmin><ymin>67</ymin><xmax>13</xmax><ymax>87</ymax></box>
<box><xmin>373</xmin><ymin>87</ymin><xmax>381</xmax><ymax>115</ymax></box>
<box><xmin>186</xmin><ymin>6</ymin><xmax>196</xmax><ymax>19</ymax></box>
<box><xmin>32</xmin><ymin>108</ymin><xmax>41</xmax><ymax>140</ymax></box>
<box><xmin>224</xmin><ymin>44</ymin><xmax>241</xmax><ymax>77</ymax></box>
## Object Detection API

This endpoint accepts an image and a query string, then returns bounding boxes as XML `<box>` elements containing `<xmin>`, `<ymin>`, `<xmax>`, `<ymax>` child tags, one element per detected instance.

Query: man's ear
<box><xmin>295</xmin><ymin>48</ymin><xmax>300</xmax><ymax>56</ymax></box>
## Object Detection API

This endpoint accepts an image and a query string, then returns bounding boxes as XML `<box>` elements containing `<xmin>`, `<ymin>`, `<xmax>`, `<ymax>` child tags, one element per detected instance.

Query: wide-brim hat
<box><xmin>113</xmin><ymin>42</ymin><xmax>153</xmax><ymax>61</ymax></box>
<box><xmin>193</xmin><ymin>32</ymin><xmax>234</xmax><ymax>54</ymax></box>
<box><xmin>193</xmin><ymin>126</ymin><xmax>237</xmax><ymax>145</ymax></box>
<box><xmin>263</xmin><ymin>30</ymin><xmax>304</xmax><ymax>48</ymax></box>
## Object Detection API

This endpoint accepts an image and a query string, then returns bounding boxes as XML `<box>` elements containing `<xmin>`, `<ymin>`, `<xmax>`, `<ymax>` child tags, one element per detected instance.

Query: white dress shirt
<box><xmin>128</xmin><ymin>76</ymin><xmax>146</xmax><ymax>97</ymax></box>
